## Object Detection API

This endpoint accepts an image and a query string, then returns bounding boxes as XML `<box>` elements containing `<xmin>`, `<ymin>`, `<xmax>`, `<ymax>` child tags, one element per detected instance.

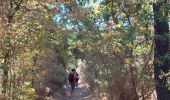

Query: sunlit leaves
<box><xmin>94</xmin><ymin>5</ymin><xmax>101</xmax><ymax>14</ymax></box>
<box><xmin>135</xmin><ymin>44</ymin><xmax>151</xmax><ymax>54</ymax></box>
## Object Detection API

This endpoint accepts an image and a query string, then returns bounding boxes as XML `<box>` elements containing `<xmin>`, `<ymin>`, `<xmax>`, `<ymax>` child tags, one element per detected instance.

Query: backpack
<box><xmin>69</xmin><ymin>72</ymin><xmax>79</xmax><ymax>83</ymax></box>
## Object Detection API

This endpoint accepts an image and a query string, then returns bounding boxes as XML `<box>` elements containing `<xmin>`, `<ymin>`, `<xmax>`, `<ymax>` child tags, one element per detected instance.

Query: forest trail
<box><xmin>62</xmin><ymin>82</ymin><xmax>96</xmax><ymax>100</ymax></box>
<box><xmin>47</xmin><ymin>81</ymin><xmax>98</xmax><ymax>100</ymax></box>
<box><xmin>46</xmin><ymin>67</ymin><xmax>99</xmax><ymax>100</ymax></box>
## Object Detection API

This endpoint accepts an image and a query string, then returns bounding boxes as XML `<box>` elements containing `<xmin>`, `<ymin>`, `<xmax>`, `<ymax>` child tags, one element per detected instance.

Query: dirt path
<box><xmin>46</xmin><ymin>67</ymin><xmax>99</xmax><ymax>100</ymax></box>
<box><xmin>62</xmin><ymin>83</ymin><xmax>95</xmax><ymax>100</ymax></box>
<box><xmin>47</xmin><ymin>82</ymin><xmax>98</xmax><ymax>100</ymax></box>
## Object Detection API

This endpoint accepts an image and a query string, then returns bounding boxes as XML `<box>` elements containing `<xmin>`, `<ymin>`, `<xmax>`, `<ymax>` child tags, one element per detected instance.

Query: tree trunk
<box><xmin>2</xmin><ymin>53</ymin><xmax>9</xmax><ymax>94</ymax></box>
<box><xmin>153</xmin><ymin>2</ymin><xmax>170</xmax><ymax>100</ymax></box>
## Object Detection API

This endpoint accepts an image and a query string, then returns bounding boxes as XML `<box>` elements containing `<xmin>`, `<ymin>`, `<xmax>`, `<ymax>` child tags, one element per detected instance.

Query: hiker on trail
<box><xmin>68</xmin><ymin>68</ymin><xmax>79</xmax><ymax>96</ymax></box>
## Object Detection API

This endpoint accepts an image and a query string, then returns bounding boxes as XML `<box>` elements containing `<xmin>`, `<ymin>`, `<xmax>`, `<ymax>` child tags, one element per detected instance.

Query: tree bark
<box><xmin>153</xmin><ymin>1</ymin><xmax>170</xmax><ymax>100</ymax></box>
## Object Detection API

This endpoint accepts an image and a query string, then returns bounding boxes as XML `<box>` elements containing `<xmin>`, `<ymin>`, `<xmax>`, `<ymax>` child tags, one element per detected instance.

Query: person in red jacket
<box><xmin>68</xmin><ymin>68</ymin><xmax>79</xmax><ymax>96</ymax></box>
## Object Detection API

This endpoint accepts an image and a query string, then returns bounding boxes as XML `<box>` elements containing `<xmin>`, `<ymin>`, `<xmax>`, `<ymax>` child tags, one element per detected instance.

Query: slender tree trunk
<box><xmin>2</xmin><ymin>52</ymin><xmax>10</xmax><ymax>94</ymax></box>
<box><xmin>153</xmin><ymin>1</ymin><xmax>170</xmax><ymax>100</ymax></box>
<box><xmin>129</xmin><ymin>65</ymin><xmax>138</xmax><ymax>100</ymax></box>
<box><xmin>2</xmin><ymin>0</ymin><xmax>13</xmax><ymax>95</ymax></box>
<box><xmin>2</xmin><ymin>18</ymin><xmax>12</xmax><ymax>96</ymax></box>
<box><xmin>127</xmin><ymin>15</ymin><xmax>139</xmax><ymax>100</ymax></box>
<box><xmin>1</xmin><ymin>0</ymin><xmax>25</xmax><ymax>97</ymax></box>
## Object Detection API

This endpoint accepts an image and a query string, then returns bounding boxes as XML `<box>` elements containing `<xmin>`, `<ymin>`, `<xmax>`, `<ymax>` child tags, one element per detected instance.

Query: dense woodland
<box><xmin>0</xmin><ymin>0</ymin><xmax>170</xmax><ymax>100</ymax></box>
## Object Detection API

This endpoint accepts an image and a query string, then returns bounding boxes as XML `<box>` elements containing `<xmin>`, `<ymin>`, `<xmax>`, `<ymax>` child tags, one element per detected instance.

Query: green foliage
<box><xmin>0</xmin><ymin>0</ymin><xmax>168</xmax><ymax>99</ymax></box>
<box><xmin>0</xmin><ymin>64</ymin><xmax>5</xmax><ymax>69</ymax></box>
<box><xmin>15</xmin><ymin>82</ymin><xmax>35</xmax><ymax>100</ymax></box>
